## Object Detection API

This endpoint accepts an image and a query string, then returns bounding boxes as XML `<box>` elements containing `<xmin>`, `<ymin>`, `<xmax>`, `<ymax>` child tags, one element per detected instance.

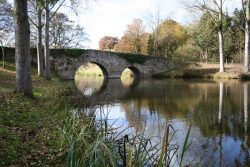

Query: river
<box><xmin>75</xmin><ymin>76</ymin><xmax>250</xmax><ymax>166</ymax></box>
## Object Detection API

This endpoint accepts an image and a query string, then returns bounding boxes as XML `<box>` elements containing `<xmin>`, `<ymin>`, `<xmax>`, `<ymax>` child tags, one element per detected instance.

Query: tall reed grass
<box><xmin>62</xmin><ymin>105</ymin><xmax>192</xmax><ymax>167</ymax></box>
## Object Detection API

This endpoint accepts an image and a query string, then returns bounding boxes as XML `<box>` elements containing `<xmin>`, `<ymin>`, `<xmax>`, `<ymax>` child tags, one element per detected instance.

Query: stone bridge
<box><xmin>51</xmin><ymin>49</ymin><xmax>172</xmax><ymax>79</ymax></box>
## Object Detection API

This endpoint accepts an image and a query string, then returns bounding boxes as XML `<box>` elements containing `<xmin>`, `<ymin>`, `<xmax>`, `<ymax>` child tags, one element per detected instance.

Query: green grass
<box><xmin>0</xmin><ymin>61</ymin><xmax>16</xmax><ymax>71</ymax></box>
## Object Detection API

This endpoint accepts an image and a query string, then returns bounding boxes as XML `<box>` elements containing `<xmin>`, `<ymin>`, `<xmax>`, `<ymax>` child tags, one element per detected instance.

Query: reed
<box><xmin>62</xmin><ymin>106</ymin><xmax>192</xmax><ymax>167</ymax></box>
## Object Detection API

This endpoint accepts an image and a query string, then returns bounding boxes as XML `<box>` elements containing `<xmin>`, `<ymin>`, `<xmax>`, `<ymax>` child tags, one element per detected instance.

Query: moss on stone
<box><xmin>50</xmin><ymin>49</ymin><xmax>86</xmax><ymax>58</ymax></box>
<box><xmin>116</xmin><ymin>52</ymin><xmax>151</xmax><ymax>64</ymax></box>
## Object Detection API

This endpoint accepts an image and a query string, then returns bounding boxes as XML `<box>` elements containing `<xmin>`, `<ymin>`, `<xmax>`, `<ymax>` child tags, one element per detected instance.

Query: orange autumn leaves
<box><xmin>99</xmin><ymin>18</ymin><xmax>187</xmax><ymax>57</ymax></box>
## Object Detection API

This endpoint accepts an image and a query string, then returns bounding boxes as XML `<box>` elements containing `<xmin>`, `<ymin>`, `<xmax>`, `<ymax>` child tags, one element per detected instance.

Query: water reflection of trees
<box><xmin>192</xmin><ymin>81</ymin><xmax>248</xmax><ymax>139</ymax></box>
<box><xmin>118</xmin><ymin>80</ymin><xmax>250</xmax><ymax>166</ymax></box>
<box><xmin>119</xmin><ymin>80</ymin><xmax>249</xmax><ymax>138</ymax></box>
<box><xmin>191</xmin><ymin>81</ymin><xmax>250</xmax><ymax>166</ymax></box>
<box><xmin>76</xmin><ymin>78</ymin><xmax>250</xmax><ymax>165</ymax></box>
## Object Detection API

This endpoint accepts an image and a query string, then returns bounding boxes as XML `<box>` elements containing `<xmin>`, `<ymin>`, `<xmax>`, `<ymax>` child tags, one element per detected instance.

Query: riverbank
<box><xmin>0</xmin><ymin>62</ymin><xmax>194</xmax><ymax>167</ymax></box>
<box><xmin>154</xmin><ymin>63</ymin><xmax>250</xmax><ymax>80</ymax></box>
<box><xmin>0</xmin><ymin>62</ymin><xmax>75</xmax><ymax>166</ymax></box>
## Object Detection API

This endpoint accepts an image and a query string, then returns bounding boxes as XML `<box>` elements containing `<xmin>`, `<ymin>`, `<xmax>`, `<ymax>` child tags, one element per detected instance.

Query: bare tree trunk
<box><xmin>44</xmin><ymin>0</ymin><xmax>50</xmax><ymax>79</ymax></box>
<box><xmin>14</xmin><ymin>0</ymin><xmax>32</xmax><ymax>95</ymax></box>
<box><xmin>205</xmin><ymin>49</ymin><xmax>208</xmax><ymax>64</ymax></box>
<box><xmin>218</xmin><ymin>0</ymin><xmax>225</xmax><ymax>72</ymax></box>
<box><xmin>244</xmin><ymin>0</ymin><xmax>250</xmax><ymax>73</ymax></box>
<box><xmin>240</xmin><ymin>39</ymin><xmax>243</xmax><ymax>63</ymax></box>
<box><xmin>200</xmin><ymin>52</ymin><xmax>202</xmax><ymax>63</ymax></box>
<box><xmin>37</xmin><ymin>4</ymin><xmax>43</xmax><ymax>76</ymax></box>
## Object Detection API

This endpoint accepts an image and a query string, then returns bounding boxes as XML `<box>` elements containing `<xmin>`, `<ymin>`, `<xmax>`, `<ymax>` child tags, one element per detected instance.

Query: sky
<box><xmin>71</xmin><ymin>0</ymin><xmax>241</xmax><ymax>49</ymax></box>
<box><xmin>8</xmin><ymin>0</ymin><xmax>241</xmax><ymax>49</ymax></box>
<box><xmin>73</xmin><ymin>0</ymin><xmax>192</xmax><ymax>49</ymax></box>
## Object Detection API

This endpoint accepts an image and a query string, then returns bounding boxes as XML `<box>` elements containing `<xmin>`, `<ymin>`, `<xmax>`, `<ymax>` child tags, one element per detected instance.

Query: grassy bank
<box><xmin>154</xmin><ymin>63</ymin><xmax>250</xmax><ymax>80</ymax></box>
<box><xmin>0</xmin><ymin>62</ymin><xmax>75</xmax><ymax>166</ymax></box>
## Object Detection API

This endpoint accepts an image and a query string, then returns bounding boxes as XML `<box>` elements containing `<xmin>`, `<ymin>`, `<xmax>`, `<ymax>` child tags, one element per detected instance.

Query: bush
<box><xmin>174</xmin><ymin>43</ymin><xmax>201</xmax><ymax>62</ymax></box>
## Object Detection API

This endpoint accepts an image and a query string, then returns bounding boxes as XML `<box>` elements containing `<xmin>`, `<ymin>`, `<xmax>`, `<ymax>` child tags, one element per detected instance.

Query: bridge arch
<box><xmin>120</xmin><ymin>66</ymin><xmax>141</xmax><ymax>88</ymax></box>
<box><xmin>126</xmin><ymin>66</ymin><xmax>141</xmax><ymax>78</ymax></box>
<box><xmin>91</xmin><ymin>62</ymin><xmax>109</xmax><ymax>78</ymax></box>
<box><xmin>77</xmin><ymin>61</ymin><xmax>109</xmax><ymax>79</ymax></box>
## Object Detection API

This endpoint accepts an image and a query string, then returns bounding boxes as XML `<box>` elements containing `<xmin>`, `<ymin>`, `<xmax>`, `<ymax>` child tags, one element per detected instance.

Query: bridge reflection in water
<box><xmin>74</xmin><ymin>77</ymin><xmax>250</xmax><ymax>167</ymax></box>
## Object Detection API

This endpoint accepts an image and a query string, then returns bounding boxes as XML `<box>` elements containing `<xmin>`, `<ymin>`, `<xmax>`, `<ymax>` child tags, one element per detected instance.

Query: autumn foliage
<box><xmin>99</xmin><ymin>36</ymin><xmax>118</xmax><ymax>51</ymax></box>
<box><xmin>114</xmin><ymin>18</ymin><xmax>148</xmax><ymax>54</ymax></box>
<box><xmin>100</xmin><ymin>18</ymin><xmax>187</xmax><ymax>56</ymax></box>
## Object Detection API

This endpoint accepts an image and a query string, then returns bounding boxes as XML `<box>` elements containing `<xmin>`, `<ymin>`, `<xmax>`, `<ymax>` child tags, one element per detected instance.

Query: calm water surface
<box><xmin>75</xmin><ymin>77</ymin><xmax>250</xmax><ymax>166</ymax></box>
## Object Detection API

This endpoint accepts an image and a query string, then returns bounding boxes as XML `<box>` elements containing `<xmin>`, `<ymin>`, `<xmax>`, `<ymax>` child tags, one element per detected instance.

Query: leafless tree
<box><xmin>0</xmin><ymin>0</ymin><xmax>14</xmax><ymax>68</ymax></box>
<box><xmin>242</xmin><ymin>0</ymin><xmax>250</xmax><ymax>72</ymax></box>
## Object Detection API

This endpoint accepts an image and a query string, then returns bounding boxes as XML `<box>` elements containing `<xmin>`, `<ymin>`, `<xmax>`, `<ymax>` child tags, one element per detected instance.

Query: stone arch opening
<box><xmin>74</xmin><ymin>62</ymin><xmax>108</xmax><ymax>96</ymax></box>
<box><xmin>121</xmin><ymin>66</ymin><xmax>140</xmax><ymax>87</ymax></box>
<box><xmin>121</xmin><ymin>66</ymin><xmax>140</xmax><ymax>78</ymax></box>
<box><xmin>90</xmin><ymin>62</ymin><xmax>108</xmax><ymax>78</ymax></box>
<box><xmin>75</xmin><ymin>62</ymin><xmax>108</xmax><ymax>78</ymax></box>
<box><xmin>127</xmin><ymin>66</ymin><xmax>140</xmax><ymax>78</ymax></box>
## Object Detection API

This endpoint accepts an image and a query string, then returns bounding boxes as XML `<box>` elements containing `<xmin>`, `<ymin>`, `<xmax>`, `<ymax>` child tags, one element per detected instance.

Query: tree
<box><xmin>0</xmin><ymin>0</ymin><xmax>14</xmax><ymax>46</ymax></box>
<box><xmin>28</xmin><ymin>0</ymin><xmax>73</xmax><ymax>79</ymax></box>
<box><xmin>114</xmin><ymin>35</ymin><xmax>134</xmax><ymax>53</ymax></box>
<box><xmin>185</xmin><ymin>0</ymin><xmax>227</xmax><ymax>72</ymax></box>
<box><xmin>115</xmin><ymin>18</ymin><xmax>147</xmax><ymax>54</ymax></box>
<box><xmin>28</xmin><ymin>0</ymin><xmax>88</xmax><ymax>76</ymax></box>
<box><xmin>156</xmin><ymin>19</ymin><xmax>188</xmax><ymax>57</ymax></box>
<box><xmin>242</xmin><ymin>0</ymin><xmax>250</xmax><ymax>72</ymax></box>
<box><xmin>99</xmin><ymin>36</ymin><xmax>118</xmax><ymax>51</ymax></box>
<box><xmin>41</xmin><ymin>0</ymin><xmax>89</xmax><ymax>79</ymax></box>
<box><xmin>27</xmin><ymin>0</ymin><xmax>55</xmax><ymax>78</ymax></box>
<box><xmin>114</xmin><ymin>32</ymin><xmax>149</xmax><ymax>55</ymax></box>
<box><xmin>140</xmin><ymin>33</ymin><xmax>149</xmax><ymax>54</ymax></box>
<box><xmin>14</xmin><ymin>0</ymin><xmax>32</xmax><ymax>95</ymax></box>
<box><xmin>126</xmin><ymin>18</ymin><xmax>145</xmax><ymax>53</ymax></box>
<box><xmin>230</xmin><ymin>9</ymin><xmax>245</xmax><ymax>63</ymax></box>
<box><xmin>50</xmin><ymin>12</ymin><xmax>88</xmax><ymax>48</ymax></box>
<box><xmin>145</xmin><ymin>7</ymin><xmax>163</xmax><ymax>56</ymax></box>
<box><xmin>218</xmin><ymin>0</ymin><xmax>225</xmax><ymax>72</ymax></box>
<box><xmin>0</xmin><ymin>0</ymin><xmax>14</xmax><ymax>68</ymax></box>
<box><xmin>193</xmin><ymin>13</ymin><xmax>218</xmax><ymax>63</ymax></box>
<box><xmin>28</xmin><ymin>0</ymin><xmax>44</xmax><ymax>76</ymax></box>
<box><xmin>147</xmin><ymin>34</ymin><xmax>154</xmax><ymax>55</ymax></box>
<box><xmin>44</xmin><ymin>0</ymin><xmax>51</xmax><ymax>79</ymax></box>
<box><xmin>36</xmin><ymin>1</ymin><xmax>43</xmax><ymax>76</ymax></box>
